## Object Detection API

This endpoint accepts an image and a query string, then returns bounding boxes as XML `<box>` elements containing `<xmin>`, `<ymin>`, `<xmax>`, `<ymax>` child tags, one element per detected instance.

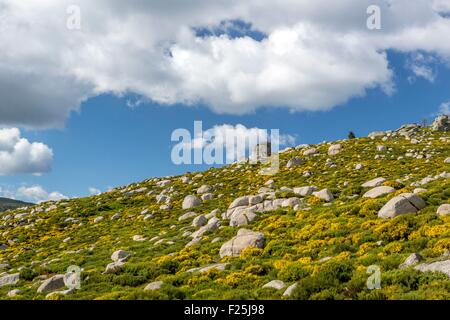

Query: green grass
<box><xmin>0</xmin><ymin>126</ymin><xmax>449</xmax><ymax>300</ymax></box>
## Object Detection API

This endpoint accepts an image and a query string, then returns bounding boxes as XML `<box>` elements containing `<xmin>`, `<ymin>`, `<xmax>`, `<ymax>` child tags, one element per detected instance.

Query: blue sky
<box><xmin>0</xmin><ymin>1</ymin><xmax>449</xmax><ymax>202</ymax></box>
<box><xmin>2</xmin><ymin>50</ymin><xmax>448</xmax><ymax>201</ymax></box>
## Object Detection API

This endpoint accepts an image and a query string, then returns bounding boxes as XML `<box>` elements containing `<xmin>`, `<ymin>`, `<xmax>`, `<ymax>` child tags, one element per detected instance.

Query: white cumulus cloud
<box><xmin>0</xmin><ymin>128</ymin><xmax>53</xmax><ymax>175</ymax></box>
<box><xmin>0</xmin><ymin>185</ymin><xmax>67</xmax><ymax>203</ymax></box>
<box><xmin>1</xmin><ymin>0</ymin><xmax>450</xmax><ymax>128</ymax></box>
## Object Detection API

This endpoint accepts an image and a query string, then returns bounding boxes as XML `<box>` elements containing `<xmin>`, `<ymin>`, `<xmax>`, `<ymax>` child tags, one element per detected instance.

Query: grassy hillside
<box><xmin>0</xmin><ymin>198</ymin><xmax>32</xmax><ymax>213</ymax></box>
<box><xmin>0</xmin><ymin>123</ymin><xmax>449</xmax><ymax>300</ymax></box>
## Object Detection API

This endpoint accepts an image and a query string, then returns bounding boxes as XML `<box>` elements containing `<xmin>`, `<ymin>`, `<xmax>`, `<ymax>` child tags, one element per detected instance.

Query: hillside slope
<box><xmin>0</xmin><ymin>198</ymin><xmax>32</xmax><ymax>213</ymax></box>
<box><xmin>0</xmin><ymin>118</ymin><xmax>449</xmax><ymax>300</ymax></box>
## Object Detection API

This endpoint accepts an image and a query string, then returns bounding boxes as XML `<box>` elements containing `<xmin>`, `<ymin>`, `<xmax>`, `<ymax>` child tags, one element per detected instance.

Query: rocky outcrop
<box><xmin>431</xmin><ymin>115</ymin><xmax>449</xmax><ymax>132</ymax></box>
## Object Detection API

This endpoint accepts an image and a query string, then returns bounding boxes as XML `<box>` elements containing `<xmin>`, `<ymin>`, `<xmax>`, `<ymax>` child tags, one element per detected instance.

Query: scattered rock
<box><xmin>205</xmin><ymin>209</ymin><xmax>221</xmax><ymax>219</ymax></box>
<box><xmin>132</xmin><ymin>235</ymin><xmax>146</xmax><ymax>242</ymax></box>
<box><xmin>219</xmin><ymin>229</ymin><xmax>265</xmax><ymax>258</ymax></box>
<box><xmin>264</xmin><ymin>180</ymin><xmax>275</xmax><ymax>188</ymax></box>
<box><xmin>45</xmin><ymin>288</ymin><xmax>75</xmax><ymax>299</ymax></box>
<box><xmin>7</xmin><ymin>289</ymin><xmax>20</xmax><ymax>297</ymax></box>
<box><xmin>437</xmin><ymin>204</ymin><xmax>450</xmax><ymax>216</ymax></box>
<box><xmin>37</xmin><ymin>275</ymin><xmax>66</xmax><ymax>293</ymax></box>
<box><xmin>415</xmin><ymin>260</ymin><xmax>450</xmax><ymax>278</ymax></box>
<box><xmin>303</xmin><ymin>148</ymin><xmax>317</xmax><ymax>156</ymax></box>
<box><xmin>0</xmin><ymin>263</ymin><xmax>10</xmax><ymax>271</ymax></box>
<box><xmin>182</xmin><ymin>195</ymin><xmax>202</xmax><ymax>209</ymax></box>
<box><xmin>399</xmin><ymin>253</ymin><xmax>424</xmax><ymax>269</ymax></box>
<box><xmin>368</xmin><ymin>131</ymin><xmax>385</xmax><ymax>139</ymax></box>
<box><xmin>111</xmin><ymin>250</ymin><xmax>131</xmax><ymax>262</ymax></box>
<box><xmin>230</xmin><ymin>209</ymin><xmax>257</xmax><ymax>227</ymax></box>
<box><xmin>111</xmin><ymin>212</ymin><xmax>121</xmax><ymax>220</ymax></box>
<box><xmin>362</xmin><ymin>177</ymin><xmax>386</xmax><ymax>188</ymax></box>
<box><xmin>156</xmin><ymin>180</ymin><xmax>171</xmax><ymax>187</ymax></box>
<box><xmin>178</xmin><ymin>212</ymin><xmax>197</xmax><ymax>221</ymax></box>
<box><xmin>104</xmin><ymin>261</ymin><xmax>125</xmax><ymax>274</ymax></box>
<box><xmin>144</xmin><ymin>281</ymin><xmax>164</xmax><ymax>291</ymax></box>
<box><xmin>286</xmin><ymin>157</ymin><xmax>304</xmax><ymax>168</ymax></box>
<box><xmin>187</xmin><ymin>263</ymin><xmax>229</xmax><ymax>274</ymax></box>
<box><xmin>262</xmin><ymin>280</ymin><xmax>286</xmax><ymax>290</ymax></box>
<box><xmin>293</xmin><ymin>186</ymin><xmax>316</xmax><ymax>197</ymax></box>
<box><xmin>283</xmin><ymin>283</ymin><xmax>298</xmax><ymax>297</ymax></box>
<box><xmin>229</xmin><ymin>196</ymin><xmax>250</xmax><ymax>209</ymax></box>
<box><xmin>197</xmin><ymin>185</ymin><xmax>212</xmax><ymax>194</ymax></box>
<box><xmin>0</xmin><ymin>273</ymin><xmax>20</xmax><ymax>288</ymax></box>
<box><xmin>185</xmin><ymin>237</ymin><xmax>202</xmax><ymax>248</ymax></box>
<box><xmin>192</xmin><ymin>215</ymin><xmax>207</xmax><ymax>227</ymax></box>
<box><xmin>191</xmin><ymin>217</ymin><xmax>221</xmax><ymax>238</ymax></box>
<box><xmin>363</xmin><ymin>186</ymin><xmax>395</xmax><ymax>199</ymax></box>
<box><xmin>312</xmin><ymin>189</ymin><xmax>334</xmax><ymax>202</ymax></box>
<box><xmin>143</xmin><ymin>214</ymin><xmax>154</xmax><ymax>221</ymax></box>
<box><xmin>378</xmin><ymin>193</ymin><xmax>426</xmax><ymax>219</ymax></box>
<box><xmin>328</xmin><ymin>144</ymin><xmax>341</xmax><ymax>155</ymax></box>
<box><xmin>281</xmin><ymin>197</ymin><xmax>301</xmax><ymax>208</ymax></box>
<box><xmin>93</xmin><ymin>216</ymin><xmax>104</xmax><ymax>223</ymax></box>
<box><xmin>201</xmin><ymin>193</ymin><xmax>214</xmax><ymax>201</ymax></box>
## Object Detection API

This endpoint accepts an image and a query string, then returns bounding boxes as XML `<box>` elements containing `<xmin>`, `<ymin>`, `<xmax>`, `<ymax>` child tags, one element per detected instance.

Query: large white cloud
<box><xmin>0</xmin><ymin>128</ymin><xmax>53</xmax><ymax>175</ymax></box>
<box><xmin>1</xmin><ymin>0</ymin><xmax>450</xmax><ymax>128</ymax></box>
<box><xmin>0</xmin><ymin>184</ymin><xmax>67</xmax><ymax>203</ymax></box>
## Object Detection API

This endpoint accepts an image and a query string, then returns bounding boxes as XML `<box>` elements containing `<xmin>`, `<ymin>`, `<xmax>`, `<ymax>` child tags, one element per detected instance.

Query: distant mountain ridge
<box><xmin>0</xmin><ymin>197</ymin><xmax>33</xmax><ymax>212</ymax></box>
